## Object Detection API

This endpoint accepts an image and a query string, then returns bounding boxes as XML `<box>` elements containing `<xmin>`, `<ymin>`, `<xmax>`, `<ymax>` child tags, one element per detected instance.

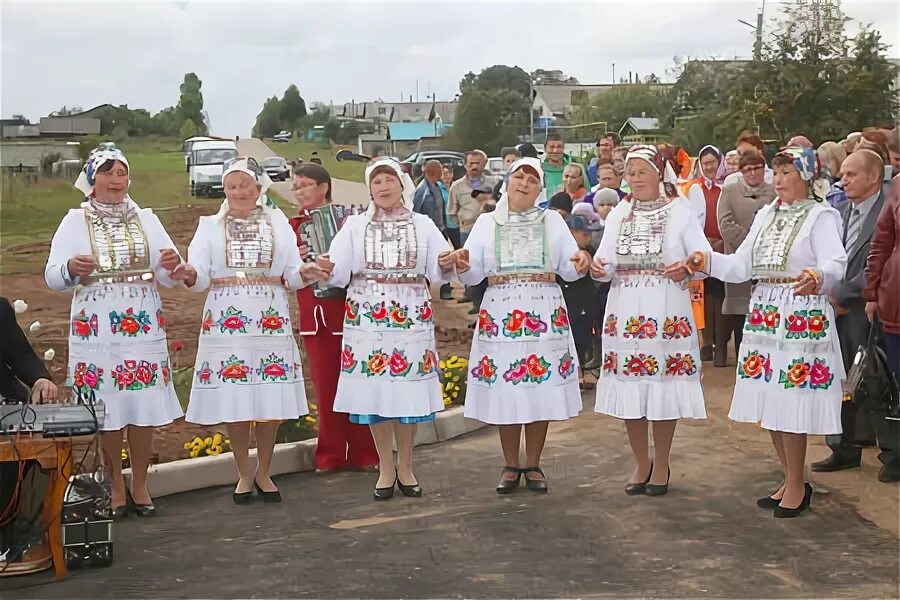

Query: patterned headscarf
<box><xmin>74</xmin><ymin>144</ymin><xmax>130</xmax><ymax>197</ymax></box>
<box><xmin>625</xmin><ymin>144</ymin><xmax>679</xmax><ymax>198</ymax></box>
<box><xmin>775</xmin><ymin>145</ymin><xmax>829</xmax><ymax>201</ymax></box>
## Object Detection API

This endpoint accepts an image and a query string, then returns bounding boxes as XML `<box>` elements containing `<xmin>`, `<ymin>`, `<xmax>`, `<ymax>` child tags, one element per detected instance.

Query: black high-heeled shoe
<box><xmin>521</xmin><ymin>467</ymin><xmax>548</xmax><ymax>493</ymax></box>
<box><xmin>757</xmin><ymin>482</ymin><xmax>812</xmax><ymax>509</ymax></box>
<box><xmin>112</xmin><ymin>504</ymin><xmax>129</xmax><ymax>520</ymax></box>
<box><xmin>496</xmin><ymin>467</ymin><xmax>522</xmax><ymax>495</ymax></box>
<box><xmin>397</xmin><ymin>478</ymin><xmax>423</xmax><ymax>498</ymax></box>
<box><xmin>254</xmin><ymin>481</ymin><xmax>282</xmax><ymax>503</ymax></box>
<box><xmin>126</xmin><ymin>487</ymin><xmax>156</xmax><ymax>517</ymax></box>
<box><xmin>645</xmin><ymin>467</ymin><xmax>671</xmax><ymax>496</ymax></box>
<box><xmin>625</xmin><ymin>463</ymin><xmax>652</xmax><ymax>496</ymax></box>
<box><xmin>232</xmin><ymin>490</ymin><xmax>254</xmax><ymax>505</ymax></box>
<box><xmin>373</xmin><ymin>479</ymin><xmax>396</xmax><ymax>501</ymax></box>
<box><xmin>773</xmin><ymin>483</ymin><xmax>813</xmax><ymax>518</ymax></box>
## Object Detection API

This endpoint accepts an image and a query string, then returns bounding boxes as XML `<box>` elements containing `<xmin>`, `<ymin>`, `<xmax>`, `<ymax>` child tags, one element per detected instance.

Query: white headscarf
<box><xmin>364</xmin><ymin>157</ymin><xmax>415</xmax><ymax>217</ymax></box>
<box><xmin>214</xmin><ymin>156</ymin><xmax>276</xmax><ymax>220</ymax></box>
<box><xmin>493</xmin><ymin>157</ymin><xmax>545</xmax><ymax>225</ymax></box>
<box><xmin>625</xmin><ymin>144</ymin><xmax>679</xmax><ymax>199</ymax></box>
<box><xmin>74</xmin><ymin>145</ymin><xmax>130</xmax><ymax>197</ymax></box>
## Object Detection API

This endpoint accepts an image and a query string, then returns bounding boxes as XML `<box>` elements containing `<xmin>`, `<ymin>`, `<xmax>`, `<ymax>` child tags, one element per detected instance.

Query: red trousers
<box><xmin>304</xmin><ymin>331</ymin><xmax>378</xmax><ymax>470</ymax></box>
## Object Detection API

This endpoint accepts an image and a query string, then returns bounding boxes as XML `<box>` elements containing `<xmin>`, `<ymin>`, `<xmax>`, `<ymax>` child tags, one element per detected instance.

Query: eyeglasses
<box><xmin>741</xmin><ymin>166</ymin><xmax>764</xmax><ymax>174</ymax></box>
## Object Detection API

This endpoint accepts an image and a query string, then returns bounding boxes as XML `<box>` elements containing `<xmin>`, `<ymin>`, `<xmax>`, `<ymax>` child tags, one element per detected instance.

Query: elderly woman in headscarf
<box><xmin>680</xmin><ymin>146</ymin><xmax>847</xmax><ymax>518</ymax></box>
<box><xmin>685</xmin><ymin>145</ymin><xmax>730</xmax><ymax>365</ymax></box>
<box><xmin>591</xmin><ymin>145</ymin><xmax>710</xmax><ymax>497</ymax></box>
<box><xmin>455</xmin><ymin>157</ymin><xmax>591</xmax><ymax>494</ymax></box>
<box><xmin>177</xmin><ymin>157</ymin><xmax>328</xmax><ymax>504</ymax></box>
<box><xmin>314</xmin><ymin>158</ymin><xmax>454</xmax><ymax>501</ymax></box>
<box><xmin>562</xmin><ymin>162</ymin><xmax>590</xmax><ymax>203</ymax></box>
<box><xmin>45</xmin><ymin>144</ymin><xmax>185</xmax><ymax>518</ymax></box>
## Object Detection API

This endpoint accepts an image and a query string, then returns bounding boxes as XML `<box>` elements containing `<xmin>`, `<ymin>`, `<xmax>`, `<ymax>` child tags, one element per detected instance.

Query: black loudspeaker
<box><xmin>61</xmin><ymin>473</ymin><xmax>113</xmax><ymax>569</ymax></box>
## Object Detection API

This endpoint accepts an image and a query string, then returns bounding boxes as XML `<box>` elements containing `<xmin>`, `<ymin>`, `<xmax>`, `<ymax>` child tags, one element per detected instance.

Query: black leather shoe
<box><xmin>232</xmin><ymin>490</ymin><xmax>254</xmax><ymax>505</ymax></box>
<box><xmin>645</xmin><ymin>468</ymin><xmax>671</xmax><ymax>496</ymax></box>
<box><xmin>761</xmin><ymin>482</ymin><xmax>812</xmax><ymax>509</ymax></box>
<box><xmin>112</xmin><ymin>505</ymin><xmax>129</xmax><ymax>520</ymax></box>
<box><xmin>522</xmin><ymin>467</ymin><xmax>548</xmax><ymax>493</ymax></box>
<box><xmin>373</xmin><ymin>479</ymin><xmax>396</xmax><ymax>501</ymax></box>
<box><xmin>878</xmin><ymin>464</ymin><xmax>900</xmax><ymax>483</ymax></box>
<box><xmin>773</xmin><ymin>483</ymin><xmax>813</xmax><ymax>518</ymax></box>
<box><xmin>625</xmin><ymin>463</ymin><xmax>652</xmax><ymax>496</ymax></box>
<box><xmin>254</xmin><ymin>481</ymin><xmax>282</xmax><ymax>503</ymax></box>
<box><xmin>496</xmin><ymin>467</ymin><xmax>522</xmax><ymax>495</ymax></box>
<box><xmin>126</xmin><ymin>488</ymin><xmax>156</xmax><ymax>517</ymax></box>
<box><xmin>811</xmin><ymin>454</ymin><xmax>861</xmax><ymax>472</ymax></box>
<box><xmin>397</xmin><ymin>478</ymin><xmax>423</xmax><ymax>497</ymax></box>
<box><xmin>439</xmin><ymin>289</ymin><xmax>453</xmax><ymax>301</ymax></box>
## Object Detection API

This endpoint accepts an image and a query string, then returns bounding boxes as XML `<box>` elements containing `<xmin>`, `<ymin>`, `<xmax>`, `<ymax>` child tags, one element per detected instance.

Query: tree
<box><xmin>664</xmin><ymin>0</ymin><xmax>898</xmax><ymax>149</ymax></box>
<box><xmin>453</xmin><ymin>89</ymin><xmax>530</xmax><ymax>155</ymax></box>
<box><xmin>297</xmin><ymin>105</ymin><xmax>333</xmax><ymax>133</ymax></box>
<box><xmin>279</xmin><ymin>84</ymin><xmax>307</xmax><ymax>133</ymax></box>
<box><xmin>571</xmin><ymin>84</ymin><xmax>669</xmax><ymax>134</ymax></box>
<box><xmin>152</xmin><ymin>107</ymin><xmax>180</xmax><ymax>137</ymax></box>
<box><xmin>454</xmin><ymin>65</ymin><xmax>533</xmax><ymax>151</ymax></box>
<box><xmin>177</xmin><ymin>72</ymin><xmax>207</xmax><ymax>134</ymax></box>
<box><xmin>471</xmin><ymin>65</ymin><xmax>531</xmax><ymax>97</ymax></box>
<box><xmin>252</xmin><ymin>96</ymin><xmax>283</xmax><ymax>139</ymax></box>
<box><xmin>179</xmin><ymin>118</ymin><xmax>199</xmax><ymax>141</ymax></box>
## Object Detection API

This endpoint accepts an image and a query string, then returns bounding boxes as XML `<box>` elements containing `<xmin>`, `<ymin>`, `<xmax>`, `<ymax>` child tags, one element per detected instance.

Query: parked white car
<box><xmin>189</xmin><ymin>140</ymin><xmax>238</xmax><ymax>197</ymax></box>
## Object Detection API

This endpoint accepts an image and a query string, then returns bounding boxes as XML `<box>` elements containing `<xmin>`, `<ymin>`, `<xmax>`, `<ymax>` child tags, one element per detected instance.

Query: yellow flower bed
<box><xmin>183</xmin><ymin>432</ymin><xmax>231</xmax><ymax>458</ymax></box>
<box><xmin>439</xmin><ymin>356</ymin><xmax>469</xmax><ymax>407</ymax></box>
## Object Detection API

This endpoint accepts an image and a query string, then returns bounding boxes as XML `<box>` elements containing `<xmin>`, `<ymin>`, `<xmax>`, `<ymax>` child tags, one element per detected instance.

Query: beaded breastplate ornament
<box><xmin>752</xmin><ymin>199</ymin><xmax>815</xmax><ymax>277</ymax></box>
<box><xmin>84</xmin><ymin>200</ymin><xmax>149</xmax><ymax>273</ymax></box>
<box><xmin>225</xmin><ymin>208</ymin><xmax>274</xmax><ymax>271</ymax></box>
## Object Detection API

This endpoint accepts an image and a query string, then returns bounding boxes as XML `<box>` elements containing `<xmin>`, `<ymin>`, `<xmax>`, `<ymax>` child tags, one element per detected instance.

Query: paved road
<box><xmin>5</xmin><ymin>369</ymin><xmax>898</xmax><ymax>599</ymax></box>
<box><xmin>236</xmin><ymin>138</ymin><xmax>369</xmax><ymax>206</ymax></box>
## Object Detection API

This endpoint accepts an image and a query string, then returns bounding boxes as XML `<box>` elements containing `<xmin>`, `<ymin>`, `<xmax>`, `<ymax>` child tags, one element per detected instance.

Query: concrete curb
<box><xmin>135</xmin><ymin>405</ymin><xmax>486</xmax><ymax>498</ymax></box>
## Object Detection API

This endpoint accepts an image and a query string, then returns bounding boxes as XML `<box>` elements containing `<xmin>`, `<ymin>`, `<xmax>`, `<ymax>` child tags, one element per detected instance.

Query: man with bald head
<box><xmin>815</xmin><ymin>149</ymin><xmax>888</xmax><ymax>473</ymax></box>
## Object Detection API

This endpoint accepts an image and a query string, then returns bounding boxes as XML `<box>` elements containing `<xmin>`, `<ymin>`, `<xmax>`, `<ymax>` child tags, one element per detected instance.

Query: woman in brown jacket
<box><xmin>864</xmin><ymin>175</ymin><xmax>900</xmax><ymax>482</ymax></box>
<box><xmin>716</xmin><ymin>153</ymin><xmax>776</xmax><ymax>362</ymax></box>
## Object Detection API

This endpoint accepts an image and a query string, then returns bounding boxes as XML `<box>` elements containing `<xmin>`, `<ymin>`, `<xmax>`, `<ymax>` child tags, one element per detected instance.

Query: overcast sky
<box><xmin>3</xmin><ymin>0</ymin><xmax>898</xmax><ymax>136</ymax></box>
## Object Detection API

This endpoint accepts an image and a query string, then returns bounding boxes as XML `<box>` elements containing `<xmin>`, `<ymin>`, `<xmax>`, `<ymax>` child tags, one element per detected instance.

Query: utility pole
<box><xmin>529</xmin><ymin>78</ymin><xmax>534</xmax><ymax>141</ymax></box>
<box><xmin>754</xmin><ymin>7</ymin><xmax>764</xmax><ymax>60</ymax></box>
<box><xmin>612</xmin><ymin>63</ymin><xmax>616</xmax><ymax>83</ymax></box>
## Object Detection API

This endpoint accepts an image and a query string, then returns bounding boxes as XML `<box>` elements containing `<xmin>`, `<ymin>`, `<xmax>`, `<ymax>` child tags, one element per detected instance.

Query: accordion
<box><xmin>298</xmin><ymin>204</ymin><xmax>360</xmax><ymax>297</ymax></box>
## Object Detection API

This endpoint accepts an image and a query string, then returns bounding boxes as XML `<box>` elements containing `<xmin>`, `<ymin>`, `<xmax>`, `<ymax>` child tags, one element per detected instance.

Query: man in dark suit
<box><xmin>0</xmin><ymin>296</ymin><xmax>58</xmax><ymax>562</ymax></box>
<box><xmin>814</xmin><ymin>150</ymin><xmax>887</xmax><ymax>472</ymax></box>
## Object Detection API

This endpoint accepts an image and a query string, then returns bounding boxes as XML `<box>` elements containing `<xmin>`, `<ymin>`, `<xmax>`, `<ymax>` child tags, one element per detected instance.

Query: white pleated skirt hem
<box><xmin>594</xmin><ymin>378</ymin><xmax>707</xmax><ymax>421</ymax></box>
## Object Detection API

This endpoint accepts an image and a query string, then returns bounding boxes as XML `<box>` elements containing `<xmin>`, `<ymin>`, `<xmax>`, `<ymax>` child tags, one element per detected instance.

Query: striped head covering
<box><xmin>775</xmin><ymin>145</ymin><xmax>829</xmax><ymax>201</ymax></box>
<box><xmin>625</xmin><ymin>144</ymin><xmax>679</xmax><ymax>198</ymax></box>
<box><xmin>74</xmin><ymin>143</ymin><xmax>130</xmax><ymax>197</ymax></box>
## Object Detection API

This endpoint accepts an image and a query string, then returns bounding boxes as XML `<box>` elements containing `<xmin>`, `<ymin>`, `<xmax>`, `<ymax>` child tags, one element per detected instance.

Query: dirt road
<box><xmin>236</xmin><ymin>138</ymin><xmax>369</xmax><ymax>206</ymax></box>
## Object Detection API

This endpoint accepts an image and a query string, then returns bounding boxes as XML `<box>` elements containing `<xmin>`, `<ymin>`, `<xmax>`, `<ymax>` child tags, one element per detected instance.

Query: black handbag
<box><xmin>847</xmin><ymin>316</ymin><xmax>900</xmax><ymax>419</ymax></box>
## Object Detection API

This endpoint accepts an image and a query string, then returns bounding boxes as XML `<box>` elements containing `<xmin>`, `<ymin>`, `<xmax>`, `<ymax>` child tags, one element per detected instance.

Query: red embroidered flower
<box><xmin>388</xmin><ymin>349</ymin><xmax>411</xmax><ymax>377</ymax></box>
<box><xmin>809</xmin><ymin>360</ymin><xmax>832</xmax><ymax>387</ymax></box>
<box><xmin>749</xmin><ymin>308</ymin><xmax>764</xmax><ymax>326</ymax></box>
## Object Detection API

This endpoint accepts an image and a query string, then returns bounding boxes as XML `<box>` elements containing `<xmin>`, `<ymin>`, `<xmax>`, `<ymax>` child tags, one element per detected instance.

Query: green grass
<box><xmin>0</xmin><ymin>137</ymin><xmax>219</xmax><ymax>274</ymax></box>
<box><xmin>261</xmin><ymin>138</ymin><xmax>366</xmax><ymax>183</ymax></box>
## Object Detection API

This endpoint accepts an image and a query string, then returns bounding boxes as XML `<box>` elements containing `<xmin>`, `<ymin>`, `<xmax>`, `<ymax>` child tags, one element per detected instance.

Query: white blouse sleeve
<box><xmin>679</xmin><ymin>205</ymin><xmax>714</xmax><ymax>280</ymax></box>
<box><xmin>326</xmin><ymin>215</ymin><xmax>357</xmax><ymax>289</ymax></box>
<box><xmin>708</xmin><ymin>205</ymin><xmax>769</xmax><ymax>283</ymax></box>
<box><xmin>459</xmin><ymin>214</ymin><xmax>490</xmax><ymax>286</ymax></box>
<box><xmin>423</xmin><ymin>216</ymin><xmax>453</xmax><ymax>284</ymax></box>
<box><xmin>547</xmin><ymin>210</ymin><xmax>581</xmax><ymax>282</ymax></box>
<box><xmin>686</xmin><ymin>184</ymin><xmax>707</xmax><ymax>229</ymax></box>
<box><xmin>808</xmin><ymin>209</ymin><xmax>848</xmax><ymax>294</ymax></box>
<box><xmin>274</xmin><ymin>210</ymin><xmax>307</xmax><ymax>291</ymax></box>
<box><xmin>142</xmin><ymin>210</ymin><xmax>181</xmax><ymax>289</ymax></box>
<box><xmin>186</xmin><ymin>218</ymin><xmax>213</xmax><ymax>293</ymax></box>
<box><xmin>45</xmin><ymin>210</ymin><xmax>84</xmax><ymax>291</ymax></box>
<box><xmin>592</xmin><ymin>203</ymin><xmax>627</xmax><ymax>281</ymax></box>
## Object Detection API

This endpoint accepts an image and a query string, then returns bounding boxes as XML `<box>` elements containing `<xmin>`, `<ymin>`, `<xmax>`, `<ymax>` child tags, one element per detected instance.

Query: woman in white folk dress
<box><xmin>458</xmin><ymin>157</ymin><xmax>592</xmax><ymax>494</ymax></box>
<box><xmin>45</xmin><ymin>144</ymin><xmax>184</xmax><ymax>518</ymax></box>
<box><xmin>592</xmin><ymin>145</ymin><xmax>710</xmax><ymax>497</ymax></box>
<box><xmin>176</xmin><ymin>157</ymin><xmax>328</xmax><ymax>504</ymax></box>
<box><xmin>681</xmin><ymin>146</ymin><xmax>847</xmax><ymax>518</ymax></box>
<box><xmin>316</xmin><ymin>158</ymin><xmax>454</xmax><ymax>501</ymax></box>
